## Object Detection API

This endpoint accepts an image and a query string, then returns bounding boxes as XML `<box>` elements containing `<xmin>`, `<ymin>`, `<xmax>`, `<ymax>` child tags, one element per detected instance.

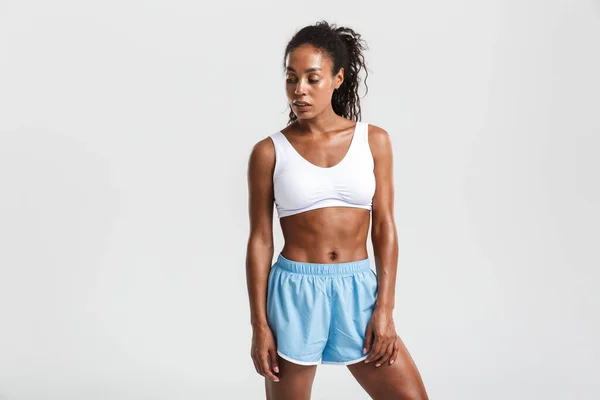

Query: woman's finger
<box><xmin>363</xmin><ymin>323</ymin><xmax>373</xmax><ymax>355</ymax></box>
<box><xmin>374</xmin><ymin>340</ymin><xmax>395</xmax><ymax>367</ymax></box>
<box><xmin>269</xmin><ymin>348</ymin><xmax>280</xmax><ymax>375</ymax></box>
<box><xmin>368</xmin><ymin>337</ymin><xmax>388</xmax><ymax>365</ymax></box>
<box><xmin>251</xmin><ymin>353</ymin><xmax>261</xmax><ymax>375</ymax></box>
<box><xmin>365</xmin><ymin>335</ymin><xmax>384</xmax><ymax>363</ymax></box>
<box><xmin>260</xmin><ymin>353</ymin><xmax>280</xmax><ymax>382</ymax></box>
<box><xmin>389</xmin><ymin>335</ymin><xmax>400</xmax><ymax>365</ymax></box>
<box><xmin>253</xmin><ymin>350</ymin><xmax>264</xmax><ymax>376</ymax></box>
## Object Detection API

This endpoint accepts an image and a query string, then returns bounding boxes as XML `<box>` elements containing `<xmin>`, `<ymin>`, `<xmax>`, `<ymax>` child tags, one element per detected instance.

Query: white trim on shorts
<box><xmin>277</xmin><ymin>350</ymin><xmax>369</xmax><ymax>366</ymax></box>
<box><xmin>277</xmin><ymin>350</ymin><xmax>322</xmax><ymax>366</ymax></box>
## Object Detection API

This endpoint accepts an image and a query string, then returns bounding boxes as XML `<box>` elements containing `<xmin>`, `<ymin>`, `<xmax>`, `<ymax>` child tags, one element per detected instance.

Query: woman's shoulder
<box><xmin>365</xmin><ymin>123</ymin><xmax>393</xmax><ymax>156</ymax></box>
<box><xmin>365</xmin><ymin>122</ymin><xmax>388</xmax><ymax>137</ymax></box>
<box><xmin>248</xmin><ymin>134</ymin><xmax>277</xmax><ymax>169</ymax></box>
<box><xmin>366</xmin><ymin>123</ymin><xmax>390</xmax><ymax>141</ymax></box>
<box><xmin>253</xmin><ymin>134</ymin><xmax>277</xmax><ymax>151</ymax></box>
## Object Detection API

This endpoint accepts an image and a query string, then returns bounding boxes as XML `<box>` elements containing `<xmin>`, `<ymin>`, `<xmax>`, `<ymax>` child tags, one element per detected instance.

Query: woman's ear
<box><xmin>335</xmin><ymin>67</ymin><xmax>344</xmax><ymax>89</ymax></box>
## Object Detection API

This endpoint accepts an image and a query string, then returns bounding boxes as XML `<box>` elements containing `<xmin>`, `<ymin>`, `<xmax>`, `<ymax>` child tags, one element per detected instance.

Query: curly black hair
<box><xmin>283</xmin><ymin>20</ymin><xmax>369</xmax><ymax>125</ymax></box>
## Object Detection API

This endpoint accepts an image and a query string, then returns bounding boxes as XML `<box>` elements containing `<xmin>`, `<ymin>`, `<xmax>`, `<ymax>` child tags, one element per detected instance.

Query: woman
<box><xmin>246</xmin><ymin>21</ymin><xmax>429</xmax><ymax>399</ymax></box>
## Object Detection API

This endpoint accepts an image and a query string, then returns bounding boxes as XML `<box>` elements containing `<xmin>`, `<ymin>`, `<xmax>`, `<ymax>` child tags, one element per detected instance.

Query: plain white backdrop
<box><xmin>1</xmin><ymin>0</ymin><xmax>599</xmax><ymax>399</ymax></box>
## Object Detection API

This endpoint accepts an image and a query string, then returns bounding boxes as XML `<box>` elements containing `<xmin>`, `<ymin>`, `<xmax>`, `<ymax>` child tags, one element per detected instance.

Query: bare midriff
<box><xmin>279</xmin><ymin>207</ymin><xmax>371</xmax><ymax>264</ymax></box>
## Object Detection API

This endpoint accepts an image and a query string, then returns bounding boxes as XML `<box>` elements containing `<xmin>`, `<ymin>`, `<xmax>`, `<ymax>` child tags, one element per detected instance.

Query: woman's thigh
<box><xmin>346</xmin><ymin>335</ymin><xmax>429</xmax><ymax>400</ymax></box>
<box><xmin>265</xmin><ymin>355</ymin><xmax>318</xmax><ymax>400</ymax></box>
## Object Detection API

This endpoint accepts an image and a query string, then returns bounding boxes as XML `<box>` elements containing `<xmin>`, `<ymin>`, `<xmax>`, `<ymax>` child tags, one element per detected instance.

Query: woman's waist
<box><xmin>280</xmin><ymin>241</ymin><xmax>369</xmax><ymax>264</ymax></box>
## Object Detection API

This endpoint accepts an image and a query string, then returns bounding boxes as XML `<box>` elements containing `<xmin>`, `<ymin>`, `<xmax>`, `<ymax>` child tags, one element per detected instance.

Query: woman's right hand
<box><xmin>251</xmin><ymin>324</ymin><xmax>280</xmax><ymax>383</ymax></box>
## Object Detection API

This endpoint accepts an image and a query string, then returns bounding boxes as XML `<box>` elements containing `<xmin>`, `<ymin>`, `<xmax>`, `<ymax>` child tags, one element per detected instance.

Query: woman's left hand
<box><xmin>362</xmin><ymin>307</ymin><xmax>399</xmax><ymax>367</ymax></box>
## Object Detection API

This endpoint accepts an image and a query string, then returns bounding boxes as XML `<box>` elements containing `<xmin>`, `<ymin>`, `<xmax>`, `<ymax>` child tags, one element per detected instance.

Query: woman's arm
<box><xmin>246</xmin><ymin>137</ymin><xmax>281</xmax><ymax>382</ymax></box>
<box><xmin>362</xmin><ymin>124</ymin><xmax>400</xmax><ymax>366</ymax></box>
<box><xmin>246</xmin><ymin>137</ymin><xmax>276</xmax><ymax>328</ymax></box>
<box><xmin>369</xmin><ymin>125</ymin><xmax>399</xmax><ymax>314</ymax></box>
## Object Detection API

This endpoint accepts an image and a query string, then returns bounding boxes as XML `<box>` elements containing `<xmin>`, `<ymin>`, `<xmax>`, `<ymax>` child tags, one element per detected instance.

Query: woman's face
<box><xmin>284</xmin><ymin>44</ymin><xmax>343</xmax><ymax>120</ymax></box>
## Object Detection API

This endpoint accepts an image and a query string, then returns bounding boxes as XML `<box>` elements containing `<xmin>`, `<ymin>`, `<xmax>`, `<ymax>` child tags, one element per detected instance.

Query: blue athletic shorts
<box><xmin>266</xmin><ymin>253</ymin><xmax>378</xmax><ymax>365</ymax></box>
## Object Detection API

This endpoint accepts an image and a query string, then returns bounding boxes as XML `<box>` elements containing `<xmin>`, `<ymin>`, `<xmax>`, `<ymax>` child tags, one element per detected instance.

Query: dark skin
<box><xmin>246</xmin><ymin>44</ymin><xmax>428</xmax><ymax>399</ymax></box>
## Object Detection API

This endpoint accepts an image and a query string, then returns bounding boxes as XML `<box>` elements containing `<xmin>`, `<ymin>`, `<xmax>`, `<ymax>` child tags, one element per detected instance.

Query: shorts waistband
<box><xmin>275</xmin><ymin>253</ymin><xmax>371</xmax><ymax>276</ymax></box>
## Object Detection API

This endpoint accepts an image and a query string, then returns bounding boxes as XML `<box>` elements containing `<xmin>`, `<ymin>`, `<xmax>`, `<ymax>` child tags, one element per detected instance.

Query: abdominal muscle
<box><xmin>278</xmin><ymin>207</ymin><xmax>371</xmax><ymax>263</ymax></box>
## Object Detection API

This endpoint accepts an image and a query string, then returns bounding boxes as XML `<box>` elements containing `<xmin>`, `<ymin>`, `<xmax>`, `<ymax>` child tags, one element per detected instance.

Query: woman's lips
<box><xmin>294</xmin><ymin>102</ymin><xmax>311</xmax><ymax>111</ymax></box>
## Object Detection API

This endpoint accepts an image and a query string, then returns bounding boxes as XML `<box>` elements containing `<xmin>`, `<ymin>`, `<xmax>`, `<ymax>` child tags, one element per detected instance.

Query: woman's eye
<box><xmin>285</xmin><ymin>77</ymin><xmax>319</xmax><ymax>84</ymax></box>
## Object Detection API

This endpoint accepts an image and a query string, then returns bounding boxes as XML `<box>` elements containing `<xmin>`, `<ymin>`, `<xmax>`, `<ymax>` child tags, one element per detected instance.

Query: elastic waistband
<box><xmin>275</xmin><ymin>253</ymin><xmax>371</xmax><ymax>276</ymax></box>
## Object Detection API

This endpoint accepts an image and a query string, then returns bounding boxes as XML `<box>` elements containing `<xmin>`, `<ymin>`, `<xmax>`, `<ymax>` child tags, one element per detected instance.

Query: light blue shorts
<box><xmin>266</xmin><ymin>253</ymin><xmax>378</xmax><ymax>366</ymax></box>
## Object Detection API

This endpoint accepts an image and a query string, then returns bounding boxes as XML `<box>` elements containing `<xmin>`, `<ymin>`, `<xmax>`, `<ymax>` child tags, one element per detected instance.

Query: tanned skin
<box><xmin>246</xmin><ymin>44</ymin><xmax>429</xmax><ymax>399</ymax></box>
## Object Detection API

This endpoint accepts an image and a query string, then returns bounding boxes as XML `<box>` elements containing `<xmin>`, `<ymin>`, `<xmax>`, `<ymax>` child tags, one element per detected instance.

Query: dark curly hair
<box><xmin>283</xmin><ymin>20</ymin><xmax>369</xmax><ymax>125</ymax></box>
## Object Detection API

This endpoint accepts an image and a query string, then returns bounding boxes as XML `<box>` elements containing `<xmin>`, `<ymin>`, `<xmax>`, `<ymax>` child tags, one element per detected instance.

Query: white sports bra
<box><xmin>269</xmin><ymin>121</ymin><xmax>376</xmax><ymax>219</ymax></box>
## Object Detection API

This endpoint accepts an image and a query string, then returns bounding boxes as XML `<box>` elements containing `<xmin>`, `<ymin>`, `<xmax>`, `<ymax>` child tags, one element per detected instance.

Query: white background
<box><xmin>1</xmin><ymin>0</ymin><xmax>599</xmax><ymax>399</ymax></box>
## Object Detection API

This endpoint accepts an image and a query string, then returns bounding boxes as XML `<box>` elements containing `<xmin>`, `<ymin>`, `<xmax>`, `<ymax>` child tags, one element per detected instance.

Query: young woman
<box><xmin>246</xmin><ymin>21</ymin><xmax>429</xmax><ymax>399</ymax></box>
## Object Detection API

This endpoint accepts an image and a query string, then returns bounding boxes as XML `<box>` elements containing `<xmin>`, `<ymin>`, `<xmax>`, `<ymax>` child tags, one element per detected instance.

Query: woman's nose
<box><xmin>294</xmin><ymin>81</ymin><xmax>306</xmax><ymax>95</ymax></box>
